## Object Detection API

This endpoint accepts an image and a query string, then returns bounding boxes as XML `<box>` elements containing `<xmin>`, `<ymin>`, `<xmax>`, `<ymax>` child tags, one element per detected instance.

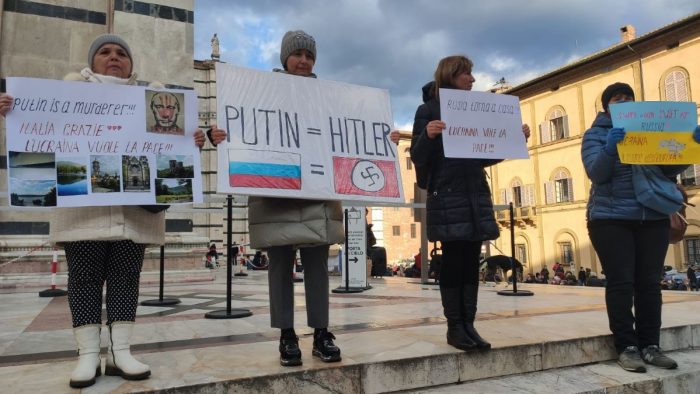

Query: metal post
<box><xmin>205</xmin><ymin>195</ymin><xmax>253</xmax><ymax>318</ymax></box>
<box><xmin>497</xmin><ymin>203</ymin><xmax>533</xmax><ymax>296</ymax></box>
<box><xmin>141</xmin><ymin>245</ymin><xmax>180</xmax><ymax>306</ymax></box>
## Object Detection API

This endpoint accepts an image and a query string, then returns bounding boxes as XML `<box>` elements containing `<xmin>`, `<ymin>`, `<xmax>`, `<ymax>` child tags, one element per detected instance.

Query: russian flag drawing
<box><xmin>228</xmin><ymin>149</ymin><xmax>302</xmax><ymax>189</ymax></box>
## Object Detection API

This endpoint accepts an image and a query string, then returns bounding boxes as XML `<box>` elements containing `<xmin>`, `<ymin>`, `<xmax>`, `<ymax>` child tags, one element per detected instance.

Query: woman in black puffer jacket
<box><xmin>410</xmin><ymin>55</ymin><xmax>530</xmax><ymax>352</ymax></box>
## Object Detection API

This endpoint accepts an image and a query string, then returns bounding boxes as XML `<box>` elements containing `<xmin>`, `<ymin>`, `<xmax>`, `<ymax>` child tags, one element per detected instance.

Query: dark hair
<box><xmin>433</xmin><ymin>55</ymin><xmax>473</xmax><ymax>98</ymax></box>
<box><xmin>601</xmin><ymin>82</ymin><xmax>635</xmax><ymax>112</ymax></box>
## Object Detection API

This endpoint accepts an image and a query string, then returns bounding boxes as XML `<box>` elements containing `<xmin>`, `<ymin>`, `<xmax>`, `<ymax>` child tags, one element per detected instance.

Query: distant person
<box><xmin>578</xmin><ymin>267</ymin><xmax>587</xmax><ymax>286</ymax></box>
<box><xmin>206</xmin><ymin>244</ymin><xmax>219</xmax><ymax>268</ymax></box>
<box><xmin>687</xmin><ymin>266</ymin><xmax>698</xmax><ymax>292</ymax></box>
<box><xmin>582</xmin><ymin>82</ymin><xmax>700</xmax><ymax>373</ymax></box>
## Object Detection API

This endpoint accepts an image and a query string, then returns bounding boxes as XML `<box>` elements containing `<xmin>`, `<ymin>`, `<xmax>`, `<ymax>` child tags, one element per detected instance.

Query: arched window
<box><xmin>499</xmin><ymin>178</ymin><xmax>534</xmax><ymax>207</ymax></box>
<box><xmin>661</xmin><ymin>68</ymin><xmax>690</xmax><ymax>101</ymax></box>
<box><xmin>544</xmin><ymin>168</ymin><xmax>574</xmax><ymax>204</ymax></box>
<box><xmin>539</xmin><ymin>106</ymin><xmax>569</xmax><ymax>144</ymax></box>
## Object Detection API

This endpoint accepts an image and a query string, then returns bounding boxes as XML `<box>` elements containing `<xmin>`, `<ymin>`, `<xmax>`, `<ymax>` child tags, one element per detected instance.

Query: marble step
<box><xmin>110</xmin><ymin>323</ymin><xmax>697</xmax><ymax>393</ymax></box>
<box><xmin>406</xmin><ymin>347</ymin><xmax>700</xmax><ymax>394</ymax></box>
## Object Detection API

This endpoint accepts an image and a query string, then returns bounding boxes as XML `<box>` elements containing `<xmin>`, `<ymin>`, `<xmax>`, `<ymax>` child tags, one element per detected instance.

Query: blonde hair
<box><xmin>433</xmin><ymin>55</ymin><xmax>474</xmax><ymax>98</ymax></box>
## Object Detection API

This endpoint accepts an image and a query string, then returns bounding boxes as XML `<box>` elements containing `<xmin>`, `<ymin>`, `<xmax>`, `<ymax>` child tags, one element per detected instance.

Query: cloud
<box><xmin>195</xmin><ymin>0</ymin><xmax>700</xmax><ymax>126</ymax></box>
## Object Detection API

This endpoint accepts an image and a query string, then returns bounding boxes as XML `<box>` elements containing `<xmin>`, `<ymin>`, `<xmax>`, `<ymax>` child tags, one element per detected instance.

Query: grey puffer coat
<box><xmin>410</xmin><ymin>82</ymin><xmax>501</xmax><ymax>242</ymax></box>
<box><xmin>248</xmin><ymin>68</ymin><xmax>344</xmax><ymax>249</ymax></box>
<box><xmin>581</xmin><ymin>111</ymin><xmax>688</xmax><ymax>221</ymax></box>
<box><xmin>248</xmin><ymin>197</ymin><xmax>344</xmax><ymax>249</ymax></box>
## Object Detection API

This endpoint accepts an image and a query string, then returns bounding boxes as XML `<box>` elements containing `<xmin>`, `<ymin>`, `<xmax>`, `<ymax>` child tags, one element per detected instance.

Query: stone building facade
<box><xmin>489</xmin><ymin>15</ymin><xmax>700</xmax><ymax>275</ymax></box>
<box><xmin>0</xmin><ymin>0</ymin><xmax>220</xmax><ymax>271</ymax></box>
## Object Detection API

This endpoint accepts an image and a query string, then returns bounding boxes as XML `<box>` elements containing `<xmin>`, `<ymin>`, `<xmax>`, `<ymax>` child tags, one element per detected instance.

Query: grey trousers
<box><xmin>267</xmin><ymin>244</ymin><xmax>330</xmax><ymax>329</ymax></box>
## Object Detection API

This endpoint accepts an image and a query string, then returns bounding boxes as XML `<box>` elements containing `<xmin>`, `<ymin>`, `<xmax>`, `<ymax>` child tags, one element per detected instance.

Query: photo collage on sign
<box><xmin>8</xmin><ymin>151</ymin><xmax>56</xmax><ymax>206</ymax></box>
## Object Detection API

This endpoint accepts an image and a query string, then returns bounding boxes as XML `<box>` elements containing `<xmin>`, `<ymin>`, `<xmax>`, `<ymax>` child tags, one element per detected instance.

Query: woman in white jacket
<box><xmin>0</xmin><ymin>34</ymin><xmax>225</xmax><ymax>388</ymax></box>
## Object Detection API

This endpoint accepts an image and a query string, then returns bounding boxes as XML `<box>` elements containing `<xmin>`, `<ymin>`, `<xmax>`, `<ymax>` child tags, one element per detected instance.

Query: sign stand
<box><xmin>497</xmin><ymin>202</ymin><xmax>533</xmax><ymax>297</ymax></box>
<box><xmin>38</xmin><ymin>249</ymin><xmax>67</xmax><ymax>298</ymax></box>
<box><xmin>141</xmin><ymin>245</ymin><xmax>181</xmax><ymax>306</ymax></box>
<box><xmin>333</xmin><ymin>209</ymin><xmax>363</xmax><ymax>294</ymax></box>
<box><xmin>206</xmin><ymin>195</ymin><xmax>253</xmax><ymax>318</ymax></box>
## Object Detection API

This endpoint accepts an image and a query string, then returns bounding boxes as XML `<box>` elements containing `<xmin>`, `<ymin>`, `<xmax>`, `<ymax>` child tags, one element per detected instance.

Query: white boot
<box><xmin>70</xmin><ymin>324</ymin><xmax>101</xmax><ymax>388</ymax></box>
<box><xmin>105</xmin><ymin>321</ymin><xmax>151</xmax><ymax>380</ymax></box>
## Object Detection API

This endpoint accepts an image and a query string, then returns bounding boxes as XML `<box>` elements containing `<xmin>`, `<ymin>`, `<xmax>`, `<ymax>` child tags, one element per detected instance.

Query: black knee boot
<box><xmin>462</xmin><ymin>284</ymin><xmax>491</xmax><ymax>350</ymax></box>
<box><xmin>440</xmin><ymin>286</ymin><xmax>476</xmax><ymax>351</ymax></box>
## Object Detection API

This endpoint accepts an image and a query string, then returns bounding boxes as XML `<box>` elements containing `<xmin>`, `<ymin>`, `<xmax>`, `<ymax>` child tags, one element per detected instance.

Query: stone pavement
<box><xmin>1</xmin><ymin>269</ymin><xmax>700</xmax><ymax>393</ymax></box>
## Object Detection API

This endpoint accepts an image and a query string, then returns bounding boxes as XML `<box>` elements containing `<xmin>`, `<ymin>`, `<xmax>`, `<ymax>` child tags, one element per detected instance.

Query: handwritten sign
<box><xmin>5</xmin><ymin>77</ymin><xmax>202</xmax><ymax>207</ymax></box>
<box><xmin>439</xmin><ymin>89</ymin><xmax>529</xmax><ymax>159</ymax></box>
<box><xmin>215</xmin><ymin>64</ymin><xmax>404</xmax><ymax>203</ymax></box>
<box><xmin>611</xmin><ymin>101</ymin><xmax>699</xmax><ymax>164</ymax></box>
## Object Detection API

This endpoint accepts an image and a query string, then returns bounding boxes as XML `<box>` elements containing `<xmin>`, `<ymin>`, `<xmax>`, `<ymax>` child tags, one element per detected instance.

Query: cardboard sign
<box><xmin>5</xmin><ymin>77</ymin><xmax>202</xmax><ymax>207</ymax></box>
<box><xmin>215</xmin><ymin>64</ymin><xmax>404</xmax><ymax>203</ymax></box>
<box><xmin>439</xmin><ymin>89</ymin><xmax>529</xmax><ymax>160</ymax></box>
<box><xmin>611</xmin><ymin>101</ymin><xmax>699</xmax><ymax>164</ymax></box>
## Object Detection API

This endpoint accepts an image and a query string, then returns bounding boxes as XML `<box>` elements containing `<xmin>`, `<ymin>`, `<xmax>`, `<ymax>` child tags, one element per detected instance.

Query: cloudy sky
<box><xmin>194</xmin><ymin>0</ymin><xmax>699</xmax><ymax>129</ymax></box>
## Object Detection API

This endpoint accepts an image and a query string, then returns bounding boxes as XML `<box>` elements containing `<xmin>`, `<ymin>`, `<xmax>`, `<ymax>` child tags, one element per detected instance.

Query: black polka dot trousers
<box><xmin>64</xmin><ymin>240</ymin><xmax>145</xmax><ymax>328</ymax></box>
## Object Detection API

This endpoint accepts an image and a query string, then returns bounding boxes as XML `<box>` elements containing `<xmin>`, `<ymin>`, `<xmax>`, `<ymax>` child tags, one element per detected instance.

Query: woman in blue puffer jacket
<box><xmin>581</xmin><ymin>82</ymin><xmax>700</xmax><ymax>373</ymax></box>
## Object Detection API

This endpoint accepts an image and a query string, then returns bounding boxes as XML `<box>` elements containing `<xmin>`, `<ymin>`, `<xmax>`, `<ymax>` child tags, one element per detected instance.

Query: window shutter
<box><xmin>675</xmin><ymin>71</ymin><xmax>689</xmax><ymax>101</ymax></box>
<box><xmin>499</xmin><ymin>188</ymin><xmax>507</xmax><ymax>204</ymax></box>
<box><xmin>524</xmin><ymin>184</ymin><xmax>535</xmax><ymax>207</ymax></box>
<box><xmin>539</xmin><ymin>122</ymin><xmax>550</xmax><ymax>144</ymax></box>
<box><xmin>566</xmin><ymin>178</ymin><xmax>574</xmax><ymax>202</ymax></box>
<box><xmin>664</xmin><ymin>73</ymin><xmax>676</xmax><ymax>100</ymax></box>
<box><xmin>544</xmin><ymin>181</ymin><xmax>554</xmax><ymax>204</ymax></box>
<box><xmin>562</xmin><ymin>115</ymin><xmax>570</xmax><ymax>138</ymax></box>
<box><xmin>695</xmin><ymin>165</ymin><xmax>700</xmax><ymax>186</ymax></box>
<box><xmin>505</xmin><ymin>189</ymin><xmax>513</xmax><ymax>205</ymax></box>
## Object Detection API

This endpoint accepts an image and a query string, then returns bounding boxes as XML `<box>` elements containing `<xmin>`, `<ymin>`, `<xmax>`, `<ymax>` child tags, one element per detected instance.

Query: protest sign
<box><xmin>5</xmin><ymin>77</ymin><xmax>202</xmax><ymax>207</ymax></box>
<box><xmin>439</xmin><ymin>89</ymin><xmax>529</xmax><ymax>160</ymax></box>
<box><xmin>611</xmin><ymin>101</ymin><xmax>699</xmax><ymax>164</ymax></box>
<box><xmin>215</xmin><ymin>64</ymin><xmax>404</xmax><ymax>203</ymax></box>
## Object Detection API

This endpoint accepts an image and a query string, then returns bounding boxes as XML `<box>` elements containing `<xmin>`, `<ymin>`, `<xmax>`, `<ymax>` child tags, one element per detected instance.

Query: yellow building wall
<box><xmin>493</xmin><ymin>27</ymin><xmax>700</xmax><ymax>275</ymax></box>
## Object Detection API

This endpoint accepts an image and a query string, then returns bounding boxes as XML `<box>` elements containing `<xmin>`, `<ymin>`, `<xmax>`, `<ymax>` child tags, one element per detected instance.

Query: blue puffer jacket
<box><xmin>581</xmin><ymin>112</ymin><xmax>688</xmax><ymax>221</ymax></box>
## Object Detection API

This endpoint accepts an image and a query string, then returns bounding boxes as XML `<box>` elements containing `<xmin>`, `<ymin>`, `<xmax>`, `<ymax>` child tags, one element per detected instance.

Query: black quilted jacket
<box><xmin>410</xmin><ymin>82</ymin><xmax>501</xmax><ymax>242</ymax></box>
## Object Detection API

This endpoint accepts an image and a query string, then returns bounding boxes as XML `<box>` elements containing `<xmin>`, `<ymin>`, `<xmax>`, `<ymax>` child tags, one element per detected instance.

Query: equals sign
<box><xmin>310</xmin><ymin>164</ymin><xmax>324</xmax><ymax>175</ymax></box>
<box><xmin>307</xmin><ymin>127</ymin><xmax>322</xmax><ymax>135</ymax></box>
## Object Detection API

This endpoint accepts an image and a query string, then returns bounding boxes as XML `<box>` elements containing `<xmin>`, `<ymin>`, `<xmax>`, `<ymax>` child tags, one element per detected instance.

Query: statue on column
<box><xmin>211</xmin><ymin>33</ymin><xmax>220</xmax><ymax>60</ymax></box>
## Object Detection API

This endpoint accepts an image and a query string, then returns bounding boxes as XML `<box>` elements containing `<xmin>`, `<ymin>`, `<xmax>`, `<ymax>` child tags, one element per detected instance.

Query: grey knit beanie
<box><xmin>280</xmin><ymin>30</ymin><xmax>316</xmax><ymax>68</ymax></box>
<box><xmin>87</xmin><ymin>34</ymin><xmax>133</xmax><ymax>72</ymax></box>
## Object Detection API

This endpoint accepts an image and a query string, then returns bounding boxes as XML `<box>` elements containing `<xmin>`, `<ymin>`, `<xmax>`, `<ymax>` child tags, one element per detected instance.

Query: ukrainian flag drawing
<box><xmin>228</xmin><ymin>149</ymin><xmax>302</xmax><ymax>189</ymax></box>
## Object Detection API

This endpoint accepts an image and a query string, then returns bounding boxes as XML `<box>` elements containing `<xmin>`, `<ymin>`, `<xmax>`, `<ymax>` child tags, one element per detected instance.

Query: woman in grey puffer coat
<box><xmin>247</xmin><ymin>30</ymin><xmax>344</xmax><ymax>367</ymax></box>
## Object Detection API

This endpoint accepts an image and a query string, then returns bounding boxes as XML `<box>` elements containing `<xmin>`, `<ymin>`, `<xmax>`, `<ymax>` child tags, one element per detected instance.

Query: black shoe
<box><xmin>642</xmin><ymin>345</ymin><xmax>678</xmax><ymax>369</ymax></box>
<box><xmin>463</xmin><ymin>322</ymin><xmax>491</xmax><ymax>350</ymax></box>
<box><xmin>312</xmin><ymin>328</ymin><xmax>341</xmax><ymax>362</ymax></box>
<box><xmin>618</xmin><ymin>346</ymin><xmax>646</xmax><ymax>373</ymax></box>
<box><xmin>279</xmin><ymin>333</ymin><xmax>302</xmax><ymax>367</ymax></box>
<box><xmin>446</xmin><ymin>321</ymin><xmax>477</xmax><ymax>351</ymax></box>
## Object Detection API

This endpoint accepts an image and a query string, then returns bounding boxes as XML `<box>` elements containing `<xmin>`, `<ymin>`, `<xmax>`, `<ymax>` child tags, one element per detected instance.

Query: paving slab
<box><xmin>1</xmin><ymin>272</ymin><xmax>699</xmax><ymax>393</ymax></box>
